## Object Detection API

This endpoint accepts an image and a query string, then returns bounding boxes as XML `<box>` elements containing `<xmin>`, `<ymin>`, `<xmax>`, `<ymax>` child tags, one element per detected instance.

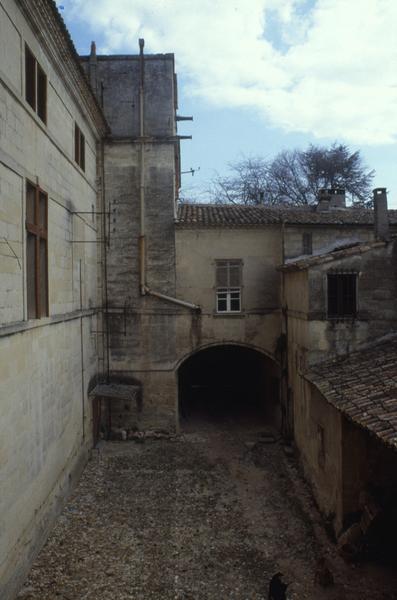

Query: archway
<box><xmin>178</xmin><ymin>344</ymin><xmax>280</xmax><ymax>428</ymax></box>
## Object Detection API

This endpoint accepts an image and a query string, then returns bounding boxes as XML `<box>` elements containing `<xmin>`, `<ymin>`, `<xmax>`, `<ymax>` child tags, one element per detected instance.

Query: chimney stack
<box><xmin>373</xmin><ymin>188</ymin><xmax>389</xmax><ymax>241</ymax></box>
<box><xmin>88</xmin><ymin>41</ymin><xmax>98</xmax><ymax>97</ymax></box>
<box><xmin>328</xmin><ymin>188</ymin><xmax>346</xmax><ymax>208</ymax></box>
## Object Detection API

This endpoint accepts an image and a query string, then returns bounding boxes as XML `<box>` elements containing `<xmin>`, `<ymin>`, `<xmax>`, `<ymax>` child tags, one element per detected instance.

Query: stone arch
<box><xmin>176</xmin><ymin>342</ymin><xmax>281</xmax><ymax>427</ymax></box>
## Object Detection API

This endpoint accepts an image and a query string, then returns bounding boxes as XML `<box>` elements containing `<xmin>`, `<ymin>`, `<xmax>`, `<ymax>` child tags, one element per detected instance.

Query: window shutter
<box><xmin>216</xmin><ymin>261</ymin><xmax>228</xmax><ymax>287</ymax></box>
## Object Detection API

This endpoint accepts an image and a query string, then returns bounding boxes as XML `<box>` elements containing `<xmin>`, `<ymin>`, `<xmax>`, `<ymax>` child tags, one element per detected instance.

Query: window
<box><xmin>25</xmin><ymin>45</ymin><xmax>47</xmax><ymax>123</ymax></box>
<box><xmin>216</xmin><ymin>260</ymin><xmax>242</xmax><ymax>313</ymax></box>
<box><xmin>75</xmin><ymin>124</ymin><xmax>85</xmax><ymax>171</ymax></box>
<box><xmin>302</xmin><ymin>232</ymin><xmax>312</xmax><ymax>255</ymax></box>
<box><xmin>26</xmin><ymin>181</ymin><xmax>48</xmax><ymax>319</ymax></box>
<box><xmin>327</xmin><ymin>273</ymin><xmax>357</xmax><ymax>318</ymax></box>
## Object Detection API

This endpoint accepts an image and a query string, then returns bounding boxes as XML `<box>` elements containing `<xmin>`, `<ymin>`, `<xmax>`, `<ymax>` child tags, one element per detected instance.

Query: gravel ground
<box><xmin>17</xmin><ymin>420</ymin><xmax>397</xmax><ymax>600</ymax></box>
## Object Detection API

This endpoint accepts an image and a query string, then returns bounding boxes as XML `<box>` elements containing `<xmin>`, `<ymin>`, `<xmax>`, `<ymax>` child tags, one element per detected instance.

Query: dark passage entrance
<box><xmin>178</xmin><ymin>345</ymin><xmax>279</xmax><ymax>426</ymax></box>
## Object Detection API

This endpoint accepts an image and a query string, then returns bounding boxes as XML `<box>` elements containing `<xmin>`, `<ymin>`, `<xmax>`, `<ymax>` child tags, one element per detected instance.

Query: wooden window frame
<box><xmin>26</xmin><ymin>181</ymin><xmax>49</xmax><ymax>319</ymax></box>
<box><xmin>215</xmin><ymin>260</ymin><xmax>242</xmax><ymax>313</ymax></box>
<box><xmin>75</xmin><ymin>123</ymin><xmax>85</xmax><ymax>171</ymax></box>
<box><xmin>327</xmin><ymin>273</ymin><xmax>357</xmax><ymax>319</ymax></box>
<box><xmin>25</xmin><ymin>44</ymin><xmax>47</xmax><ymax>124</ymax></box>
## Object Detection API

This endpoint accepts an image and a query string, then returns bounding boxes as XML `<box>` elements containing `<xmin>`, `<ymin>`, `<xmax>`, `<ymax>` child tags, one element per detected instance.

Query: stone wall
<box><xmin>85</xmin><ymin>53</ymin><xmax>180</xmax><ymax>430</ymax></box>
<box><xmin>0</xmin><ymin>1</ymin><xmax>104</xmax><ymax>597</ymax></box>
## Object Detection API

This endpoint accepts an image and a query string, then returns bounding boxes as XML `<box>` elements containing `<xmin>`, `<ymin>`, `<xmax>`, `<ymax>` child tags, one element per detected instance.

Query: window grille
<box><xmin>327</xmin><ymin>273</ymin><xmax>357</xmax><ymax>318</ymax></box>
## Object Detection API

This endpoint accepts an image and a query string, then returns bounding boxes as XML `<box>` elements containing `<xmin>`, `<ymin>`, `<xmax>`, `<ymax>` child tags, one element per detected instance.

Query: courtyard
<box><xmin>17</xmin><ymin>421</ymin><xmax>397</xmax><ymax>600</ymax></box>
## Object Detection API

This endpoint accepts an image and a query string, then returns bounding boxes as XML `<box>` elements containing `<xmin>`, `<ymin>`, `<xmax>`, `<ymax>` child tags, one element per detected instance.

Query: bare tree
<box><xmin>209</xmin><ymin>144</ymin><xmax>375</xmax><ymax>206</ymax></box>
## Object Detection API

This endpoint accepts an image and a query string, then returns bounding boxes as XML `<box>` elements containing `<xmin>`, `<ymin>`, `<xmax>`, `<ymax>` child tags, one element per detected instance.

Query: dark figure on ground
<box><xmin>268</xmin><ymin>572</ymin><xmax>288</xmax><ymax>599</ymax></box>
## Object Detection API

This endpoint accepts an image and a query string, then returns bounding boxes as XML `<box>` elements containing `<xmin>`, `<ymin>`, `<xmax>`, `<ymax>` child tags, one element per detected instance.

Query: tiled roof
<box><xmin>307</xmin><ymin>337</ymin><xmax>397</xmax><ymax>451</ymax></box>
<box><xmin>279</xmin><ymin>239</ymin><xmax>391</xmax><ymax>272</ymax></box>
<box><xmin>176</xmin><ymin>203</ymin><xmax>397</xmax><ymax>227</ymax></box>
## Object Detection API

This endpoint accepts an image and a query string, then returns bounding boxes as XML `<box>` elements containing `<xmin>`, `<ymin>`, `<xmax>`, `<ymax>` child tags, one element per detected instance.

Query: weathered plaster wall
<box><xmin>284</xmin><ymin>225</ymin><xmax>376</xmax><ymax>260</ymax></box>
<box><xmin>92</xmin><ymin>54</ymin><xmax>179</xmax><ymax>430</ymax></box>
<box><xmin>341</xmin><ymin>419</ymin><xmax>397</xmax><ymax>522</ymax></box>
<box><xmin>307</xmin><ymin>241</ymin><xmax>397</xmax><ymax>363</ymax></box>
<box><xmin>175</xmin><ymin>227</ymin><xmax>282</xmax><ymax>360</ymax></box>
<box><xmin>296</xmin><ymin>385</ymin><xmax>344</xmax><ymax>531</ymax></box>
<box><xmin>0</xmin><ymin>1</ymin><xmax>102</xmax><ymax>597</ymax></box>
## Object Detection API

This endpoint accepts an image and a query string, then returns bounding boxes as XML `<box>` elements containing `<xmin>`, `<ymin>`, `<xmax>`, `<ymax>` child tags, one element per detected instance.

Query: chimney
<box><xmin>374</xmin><ymin>188</ymin><xmax>389</xmax><ymax>241</ymax></box>
<box><xmin>317</xmin><ymin>188</ymin><xmax>329</xmax><ymax>211</ymax></box>
<box><xmin>88</xmin><ymin>41</ymin><xmax>98</xmax><ymax>97</ymax></box>
<box><xmin>328</xmin><ymin>188</ymin><xmax>346</xmax><ymax>208</ymax></box>
<box><xmin>90</xmin><ymin>41</ymin><xmax>97</xmax><ymax>59</ymax></box>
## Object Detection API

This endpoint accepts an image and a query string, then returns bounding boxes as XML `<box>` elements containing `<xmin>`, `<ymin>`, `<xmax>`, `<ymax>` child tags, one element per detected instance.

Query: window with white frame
<box><xmin>215</xmin><ymin>260</ymin><xmax>242</xmax><ymax>313</ymax></box>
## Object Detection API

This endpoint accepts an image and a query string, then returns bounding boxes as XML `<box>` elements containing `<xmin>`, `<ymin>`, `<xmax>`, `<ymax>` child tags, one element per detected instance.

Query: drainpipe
<box><xmin>137</xmin><ymin>39</ymin><xmax>200</xmax><ymax>313</ymax></box>
<box><xmin>144</xmin><ymin>286</ymin><xmax>200</xmax><ymax>311</ymax></box>
<box><xmin>138</xmin><ymin>38</ymin><xmax>146</xmax><ymax>296</ymax></box>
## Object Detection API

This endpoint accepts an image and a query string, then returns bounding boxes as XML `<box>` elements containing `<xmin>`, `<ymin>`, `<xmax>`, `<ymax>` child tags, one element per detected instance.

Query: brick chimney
<box><xmin>374</xmin><ymin>188</ymin><xmax>389</xmax><ymax>241</ymax></box>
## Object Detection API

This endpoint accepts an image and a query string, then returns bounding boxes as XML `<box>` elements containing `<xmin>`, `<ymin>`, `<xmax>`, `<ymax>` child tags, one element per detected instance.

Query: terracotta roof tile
<box><xmin>279</xmin><ymin>238</ymin><xmax>395</xmax><ymax>271</ymax></box>
<box><xmin>176</xmin><ymin>203</ymin><xmax>397</xmax><ymax>228</ymax></box>
<box><xmin>306</xmin><ymin>337</ymin><xmax>397</xmax><ymax>451</ymax></box>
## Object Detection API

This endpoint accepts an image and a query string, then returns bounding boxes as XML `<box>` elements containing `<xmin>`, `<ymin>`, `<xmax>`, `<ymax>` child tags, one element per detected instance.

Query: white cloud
<box><xmin>65</xmin><ymin>0</ymin><xmax>397</xmax><ymax>145</ymax></box>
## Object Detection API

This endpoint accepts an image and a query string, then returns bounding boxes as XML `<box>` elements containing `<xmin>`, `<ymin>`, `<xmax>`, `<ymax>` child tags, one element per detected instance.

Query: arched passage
<box><xmin>178</xmin><ymin>344</ymin><xmax>280</xmax><ymax>427</ymax></box>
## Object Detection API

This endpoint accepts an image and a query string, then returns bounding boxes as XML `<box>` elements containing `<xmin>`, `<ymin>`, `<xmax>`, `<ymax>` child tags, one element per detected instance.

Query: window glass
<box><xmin>25</xmin><ymin>45</ymin><xmax>46</xmax><ymax>123</ymax></box>
<box><xmin>25</xmin><ymin>46</ymin><xmax>36</xmax><ymax>110</ymax></box>
<box><xmin>39</xmin><ymin>239</ymin><xmax>48</xmax><ymax>316</ymax></box>
<box><xmin>37</xmin><ymin>65</ymin><xmax>47</xmax><ymax>123</ymax></box>
<box><xmin>80</xmin><ymin>130</ymin><xmax>85</xmax><ymax>171</ymax></box>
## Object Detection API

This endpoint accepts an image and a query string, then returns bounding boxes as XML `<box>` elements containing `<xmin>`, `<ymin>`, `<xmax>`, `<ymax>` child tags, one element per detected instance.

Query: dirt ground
<box><xmin>17</xmin><ymin>420</ymin><xmax>397</xmax><ymax>600</ymax></box>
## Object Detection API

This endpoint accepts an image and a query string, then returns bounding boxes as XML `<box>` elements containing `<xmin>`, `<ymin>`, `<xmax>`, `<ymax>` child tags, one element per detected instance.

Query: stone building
<box><xmin>0</xmin><ymin>1</ymin><xmax>107</xmax><ymax>598</ymax></box>
<box><xmin>2</xmin><ymin>1</ymin><xmax>397</xmax><ymax>597</ymax></box>
<box><xmin>280</xmin><ymin>196</ymin><xmax>397</xmax><ymax>543</ymax></box>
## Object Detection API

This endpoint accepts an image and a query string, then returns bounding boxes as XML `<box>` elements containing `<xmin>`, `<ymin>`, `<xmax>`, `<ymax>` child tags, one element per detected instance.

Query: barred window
<box><xmin>215</xmin><ymin>260</ymin><xmax>242</xmax><ymax>313</ymax></box>
<box><xmin>327</xmin><ymin>273</ymin><xmax>357</xmax><ymax>318</ymax></box>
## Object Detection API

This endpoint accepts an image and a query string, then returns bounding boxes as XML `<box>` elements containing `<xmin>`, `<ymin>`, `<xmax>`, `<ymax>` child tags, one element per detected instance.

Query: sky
<box><xmin>57</xmin><ymin>0</ymin><xmax>397</xmax><ymax>207</ymax></box>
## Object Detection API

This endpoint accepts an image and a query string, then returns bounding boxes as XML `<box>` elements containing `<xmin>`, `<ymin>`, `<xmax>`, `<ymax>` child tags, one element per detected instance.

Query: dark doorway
<box><xmin>178</xmin><ymin>345</ymin><xmax>279</xmax><ymax>427</ymax></box>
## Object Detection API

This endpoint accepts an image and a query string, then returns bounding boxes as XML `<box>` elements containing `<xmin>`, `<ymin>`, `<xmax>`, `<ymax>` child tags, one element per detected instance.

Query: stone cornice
<box><xmin>17</xmin><ymin>0</ymin><xmax>109</xmax><ymax>138</ymax></box>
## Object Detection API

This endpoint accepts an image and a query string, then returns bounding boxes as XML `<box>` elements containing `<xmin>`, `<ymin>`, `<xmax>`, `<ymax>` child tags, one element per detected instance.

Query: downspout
<box><xmin>137</xmin><ymin>39</ymin><xmax>200</xmax><ymax>313</ymax></box>
<box><xmin>138</xmin><ymin>38</ymin><xmax>146</xmax><ymax>296</ymax></box>
<box><xmin>281</xmin><ymin>219</ymin><xmax>290</xmax><ymax>438</ymax></box>
<box><xmin>144</xmin><ymin>286</ymin><xmax>200</xmax><ymax>311</ymax></box>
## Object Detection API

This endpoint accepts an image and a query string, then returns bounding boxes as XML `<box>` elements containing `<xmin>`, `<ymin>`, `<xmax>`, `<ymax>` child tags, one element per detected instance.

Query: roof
<box><xmin>307</xmin><ymin>337</ymin><xmax>397</xmax><ymax>451</ymax></box>
<box><xmin>176</xmin><ymin>203</ymin><xmax>397</xmax><ymax>228</ymax></box>
<box><xmin>279</xmin><ymin>239</ymin><xmax>392</xmax><ymax>272</ymax></box>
